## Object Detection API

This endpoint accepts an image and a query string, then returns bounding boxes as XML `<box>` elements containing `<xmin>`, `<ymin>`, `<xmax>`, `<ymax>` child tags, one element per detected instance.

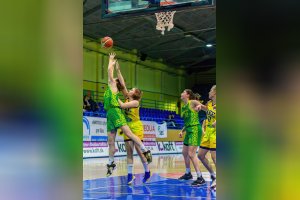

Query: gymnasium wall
<box><xmin>185</xmin><ymin>68</ymin><xmax>216</xmax><ymax>89</ymax></box>
<box><xmin>83</xmin><ymin>37</ymin><xmax>186</xmax><ymax>111</ymax></box>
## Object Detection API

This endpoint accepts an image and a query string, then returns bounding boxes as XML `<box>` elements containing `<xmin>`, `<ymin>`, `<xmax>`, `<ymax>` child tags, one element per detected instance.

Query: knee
<box><xmin>182</xmin><ymin>148</ymin><xmax>189</xmax><ymax>157</ymax></box>
<box><xmin>198</xmin><ymin>153</ymin><xmax>205</xmax><ymax>161</ymax></box>
<box><xmin>108</xmin><ymin>138</ymin><xmax>115</xmax><ymax>146</ymax></box>
<box><xmin>188</xmin><ymin>152</ymin><xmax>196</xmax><ymax>159</ymax></box>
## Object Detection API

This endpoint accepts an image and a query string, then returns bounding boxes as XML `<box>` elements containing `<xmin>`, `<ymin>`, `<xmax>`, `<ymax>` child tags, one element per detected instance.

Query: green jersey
<box><xmin>104</xmin><ymin>86</ymin><xmax>120</xmax><ymax>111</ymax></box>
<box><xmin>103</xmin><ymin>86</ymin><xmax>127</xmax><ymax>132</ymax></box>
<box><xmin>181</xmin><ymin>100</ymin><xmax>200</xmax><ymax>127</ymax></box>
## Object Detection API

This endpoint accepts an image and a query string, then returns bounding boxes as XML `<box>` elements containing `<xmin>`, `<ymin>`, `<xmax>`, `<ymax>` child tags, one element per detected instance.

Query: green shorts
<box><xmin>183</xmin><ymin>124</ymin><xmax>202</xmax><ymax>146</ymax></box>
<box><xmin>106</xmin><ymin>108</ymin><xmax>127</xmax><ymax>132</ymax></box>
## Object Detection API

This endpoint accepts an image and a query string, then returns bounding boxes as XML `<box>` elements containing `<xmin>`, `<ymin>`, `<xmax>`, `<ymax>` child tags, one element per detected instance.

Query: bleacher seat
<box><xmin>83</xmin><ymin>103</ymin><xmax>205</xmax><ymax>129</ymax></box>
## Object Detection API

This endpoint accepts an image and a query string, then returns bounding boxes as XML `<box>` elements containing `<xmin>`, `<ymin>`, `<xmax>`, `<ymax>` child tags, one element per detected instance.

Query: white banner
<box><xmin>156</xmin><ymin>122</ymin><xmax>167</xmax><ymax>138</ymax></box>
<box><xmin>156</xmin><ymin>142</ymin><xmax>177</xmax><ymax>154</ymax></box>
<box><xmin>175</xmin><ymin>141</ymin><xmax>183</xmax><ymax>153</ymax></box>
<box><xmin>83</xmin><ymin>141</ymin><xmax>182</xmax><ymax>158</ymax></box>
<box><xmin>83</xmin><ymin>141</ymin><xmax>108</xmax><ymax>158</ymax></box>
<box><xmin>144</xmin><ymin>141</ymin><xmax>159</xmax><ymax>154</ymax></box>
<box><xmin>142</xmin><ymin>121</ymin><xmax>157</xmax><ymax>141</ymax></box>
<box><xmin>115</xmin><ymin>120</ymin><xmax>167</xmax><ymax>141</ymax></box>
<box><xmin>83</xmin><ymin>117</ymin><xmax>168</xmax><ymax>142</ymax></box>
<box><xmin>83</xmin><ymin>117</ymin><xmax>107</xmax><ymax>141</ymax></box>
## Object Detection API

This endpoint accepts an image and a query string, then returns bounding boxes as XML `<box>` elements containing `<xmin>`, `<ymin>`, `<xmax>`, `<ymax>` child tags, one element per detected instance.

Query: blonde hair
<box><xmin>211</xmin><ymin>85</ymin><xmax>216</xmax><ymax>93</ymax></box>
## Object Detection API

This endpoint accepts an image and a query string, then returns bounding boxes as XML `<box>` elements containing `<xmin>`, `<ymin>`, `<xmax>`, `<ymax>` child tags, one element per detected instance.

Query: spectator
<box><xmin>164</xmin><ymin>114</ymin><xmax>176</xmax><ymax>127</ymax></box>
<box><xmin>83</xmin><ymin>95</ymin><xmax>99</xmax><ymax>112</ymax></box>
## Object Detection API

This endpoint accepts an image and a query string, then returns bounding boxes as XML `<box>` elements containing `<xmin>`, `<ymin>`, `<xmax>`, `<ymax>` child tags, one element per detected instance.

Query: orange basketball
<box><xmin>101</xmin><ymin>36</ymin><xmax>113</xmax><ymax>48</ymax></box>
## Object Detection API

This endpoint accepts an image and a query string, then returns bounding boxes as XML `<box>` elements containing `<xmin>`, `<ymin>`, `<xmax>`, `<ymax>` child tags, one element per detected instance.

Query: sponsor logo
<box><xmin>144</xmin><ymin>124</ymin><xmax>155</xmax><ymax>132</ymax></box>
<box><xmin>117</xmin><ymin>142</ymin><xmax>127</xmax><ymax>153</ymax></box>
<box><xmin>157</xmin><ymin>142</ymin><xmax>176</xmax><ymax>152</ymax></box>
<box><xmin>83</xmin><ymin>117</ymin><xmax>90</xmax><ymax>135</ymax></box>
<box><xmin>92</xmin><ymin>120</ymin><xmax>107</xmax><ymax>125</ymax></box>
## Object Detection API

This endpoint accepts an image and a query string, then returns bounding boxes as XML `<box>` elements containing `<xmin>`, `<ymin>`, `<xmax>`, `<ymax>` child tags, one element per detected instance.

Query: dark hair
<box><xmin>116</xmin><ymin>79</ymin><xmax>124</xmax><ymax>91</ymax></box>
<box><xmin>132</xmin><ymin>88</ymin><xmax>143</xmax><ymax>101</ymax></box>
<box><xmin>194</xmin><ymin>93</ymin><xmax>201</xmax><ymax>101</ymax></box>
<box><xmin>184</xmin><ymin>89</ymin><xmax>195</xmax><ymax>100</ymax></box>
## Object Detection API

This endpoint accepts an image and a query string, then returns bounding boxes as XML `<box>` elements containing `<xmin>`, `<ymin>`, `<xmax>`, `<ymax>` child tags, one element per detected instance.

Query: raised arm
<box><xmin>115</xmin><ymin>61</ymin><xmax>128</xmax><ymax>97</ymax></box>
<box><xmin>108</xmin><ymin>52</ymin><xmax>116</xmax><ymax>84</ymax></box>
<box><xmin>118</xmin><ymin>99</ymin><xmax>139</xmax><ymax>109</ymax></box>
<box><xmin>190</xmin><ymin>100</ymin><xmax>207</xmax><ymax>112</ymax></box>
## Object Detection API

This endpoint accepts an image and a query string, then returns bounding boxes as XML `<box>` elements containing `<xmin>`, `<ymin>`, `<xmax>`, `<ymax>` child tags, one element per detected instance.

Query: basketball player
<box><xmin>104</xmin><ymin>52</ymin><xmax>152</xmax><ymax>177</ymax></box>
<box><xmin>178</xmin><ymin>89</ymin><xmax>206</xmax><ymax>186</ymax></box>
<box><xmin>114</xmin><ymin>60</ymin><xmax>151</xmax><ymax>184</ymax></box>
<box><xmin>197</xmin><ymin>85</ymin><xmax>216</xmax><ymax>189</ymax></box>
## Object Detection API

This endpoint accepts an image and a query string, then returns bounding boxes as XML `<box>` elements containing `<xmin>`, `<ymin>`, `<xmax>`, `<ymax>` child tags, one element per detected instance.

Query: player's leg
<box><xmin>198</xmin><ymin>148</ymin><xmax>216</xmax><ymax>180</ymax></box>
<box><xmin>134</xmin><ymin>143</ymin><xmax>151</xmax><ymax>183</ymax></box>
<box><xmin>189</xmin><ymin>146</ymin><xmax>205</xmax><ymax>186</ymax></box>
<box><xmin>210</xmin><ymin>150</ymin><xmax>216</xmax><ymax>189</ymax></box>
<box><xmin>199</xmin><ymin>126</ymin><xmax>216</xmax><ymax>180</ymax></box>
<box><xmin>210</xmin><ymin>130</ymin><xmax>217</xmax><ymax>189</ymax></box>
<box><xmin>106</xmin><ymin>130</ymin><xmax>117</xmax><ymax>177</ymax></box>
<box><xmin>125</xmin><ymin>140</ymin><xmax>135</xmax><ymax>184</ymax></box>
<box><xmin>178</xmin><ymin>144</ymin><xmax>192</xmax><ymax>180</ymax></box>
<box><xmin>186</xmin><ymin>125</ymin><xmax>205</xmax><ymax>186</ymax></box>
<box><xmin>120</xmin><ymin>125</ymin><xmax>152</xmax><ymax>163</ymax></box>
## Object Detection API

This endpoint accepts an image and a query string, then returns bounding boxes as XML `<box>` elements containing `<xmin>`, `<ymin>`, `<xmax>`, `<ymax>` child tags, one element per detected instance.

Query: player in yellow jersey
<box><xmin>178</xmin><ymin>89</ymin><xmax>206</xmax><ymax>186</ymax></box>
<box><xmin>114</xmin><ymin>61</ymin><xmax>151</xmax><ymax>185</ymax></box>
<box><xmin>104</xmin><ymin>53</ymin><xmax>152</xmax><ymax>177</ymax></box>
<box><xmin>196</xmin><ymin>85</ymin><xmax>216</xmax><ymax>189</ymax></box>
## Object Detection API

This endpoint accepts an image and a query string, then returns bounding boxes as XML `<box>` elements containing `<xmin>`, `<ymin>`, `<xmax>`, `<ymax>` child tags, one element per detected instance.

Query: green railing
<box><xmin>83</xmin><ymin>89</ymin><xmax>177</xmax><ymax>112</ymax></box>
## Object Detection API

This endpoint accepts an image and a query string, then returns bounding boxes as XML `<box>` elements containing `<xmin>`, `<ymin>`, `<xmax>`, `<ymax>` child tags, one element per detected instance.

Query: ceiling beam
<box><xmin>110</xmin><ymin>20</ymin><xmax>149</xmax><ymax>39</ymax></box>
<box><xmin>83</xmin><ymin>4</ymin><xmax>101</xmax><ymax>18</ymax></box>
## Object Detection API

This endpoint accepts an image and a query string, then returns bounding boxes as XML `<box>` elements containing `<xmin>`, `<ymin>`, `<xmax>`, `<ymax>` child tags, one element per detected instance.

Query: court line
<box><xmin>84</xmin><ymin>182</ymin><xmax>209</xmax><ymax>191</ymax></box>
<box><xmin>83</xmin><ymin>191</ymin><xmax>216</xmax><ymax>199</ymax></box>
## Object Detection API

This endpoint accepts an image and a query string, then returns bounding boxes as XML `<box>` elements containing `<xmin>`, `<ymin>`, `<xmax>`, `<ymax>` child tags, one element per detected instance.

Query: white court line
<box><xmin>84</xmin><ymin>173</ymin><xmax>212</xmax><ymax>191</ymax></box>
<box><xmin>84</xmin><ymin>183</ymin><xmax>209</xmax><ymax>191</ymax></box>
<box><xmin>83</xmin><ymin>191</ymin><xmax>216</xmax><ymax>199</ymax></box>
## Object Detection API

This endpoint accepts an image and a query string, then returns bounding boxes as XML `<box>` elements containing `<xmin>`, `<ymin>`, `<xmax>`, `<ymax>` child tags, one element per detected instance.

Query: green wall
<box><xmin>83</xmin><ymin>37</ymin><xmax>186</xmax><ymax>112</ymax></box>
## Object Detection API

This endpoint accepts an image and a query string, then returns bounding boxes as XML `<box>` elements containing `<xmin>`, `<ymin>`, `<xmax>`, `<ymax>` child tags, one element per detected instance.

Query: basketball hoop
<box><xmin>155</xmin><ymin>10</ymin><xmax>176</xmax><ymax>35</ymax></box>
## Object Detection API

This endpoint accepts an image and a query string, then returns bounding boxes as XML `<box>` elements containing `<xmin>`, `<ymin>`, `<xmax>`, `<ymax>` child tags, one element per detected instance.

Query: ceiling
<box><xmin>83</xmin><ymin>0</ymin><xmax>216</xmax><ymax>74</ymax></box>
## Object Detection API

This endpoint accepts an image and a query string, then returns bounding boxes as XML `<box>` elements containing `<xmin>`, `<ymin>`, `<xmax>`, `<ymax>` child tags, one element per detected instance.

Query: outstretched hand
<box><xmin>109</xmin><ymin>52</ymin><xmax>116</xmax><ymax>61</ymax></box>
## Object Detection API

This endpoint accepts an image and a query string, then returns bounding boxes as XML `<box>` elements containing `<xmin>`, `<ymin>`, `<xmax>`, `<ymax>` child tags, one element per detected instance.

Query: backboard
<box><xmin>102</xmin><ymin>0</ymin><xmax>214</xmax><ymax>18</ymax></box>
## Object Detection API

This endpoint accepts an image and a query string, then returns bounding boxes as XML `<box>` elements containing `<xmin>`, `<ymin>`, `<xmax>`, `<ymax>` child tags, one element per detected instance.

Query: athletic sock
<box><xmin>108</xmin><ymin>156</ymin><xmax>114</xmax><ymax>165</ymax></box>
<box><xmin>127</xmin><ymin>164</ymin><xmax>133</xmax><ymax>174</ymax></box>
<box><xmin>143</xmin><ymin>162</ymin><xmax>150</xmax><ymax>172</ymax></box>
<box><xmin>140</xmin><ymin>144</ymin><xmax>146</xmax><ymax>152</ymax></box>
<box><xmin>185</xmin><ymin>168</ymin><xmax>191</xmax><ymax>174</ymax></box>
<box><xmin>196</xmin><ymin>171</ymin><xmax>202</xmax><ymax>178</ymax></box>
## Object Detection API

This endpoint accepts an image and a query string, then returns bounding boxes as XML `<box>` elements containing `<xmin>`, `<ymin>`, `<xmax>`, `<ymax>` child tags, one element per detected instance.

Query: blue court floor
<box><xmin>83</xmin><ymin>172</ymin><xmax>216</xmax><ymax>199</ymax></box>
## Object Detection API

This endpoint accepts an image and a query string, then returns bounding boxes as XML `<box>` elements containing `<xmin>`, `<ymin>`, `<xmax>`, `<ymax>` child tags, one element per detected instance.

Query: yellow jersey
<box><xmin>206</xmin><ymin>100</ymin><xmax>216</xmax><ymax>126</ymax></box>
<box><xmin>124</xmin><ymin>99</ymin><xmax>140</xmax><ymax>122</ymax></box>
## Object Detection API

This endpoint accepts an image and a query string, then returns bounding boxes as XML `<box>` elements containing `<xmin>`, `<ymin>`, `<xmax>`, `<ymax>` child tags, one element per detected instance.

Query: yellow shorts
<box><xmin>123</xmin><ymin>120</ymin><xmax>144</xmax><ymax>141</ymax></box>
<box><xmin>200</xmin><ymin>126</ymin><xmax>216</xmax><ymax>150</ymax></box>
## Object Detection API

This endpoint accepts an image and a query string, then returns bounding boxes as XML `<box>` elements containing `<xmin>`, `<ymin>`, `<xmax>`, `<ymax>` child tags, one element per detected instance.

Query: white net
<box><xmin>155</xmin><ymin>11</ymin><xmax>176</xmax><ymax>35</ymax></box>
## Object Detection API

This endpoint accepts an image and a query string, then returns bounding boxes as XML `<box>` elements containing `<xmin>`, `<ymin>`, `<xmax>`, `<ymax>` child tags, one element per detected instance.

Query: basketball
<box><xmin>101</xmin><ymin>36</ymin><xmax>113</xmax><ymax>48</ymax></box>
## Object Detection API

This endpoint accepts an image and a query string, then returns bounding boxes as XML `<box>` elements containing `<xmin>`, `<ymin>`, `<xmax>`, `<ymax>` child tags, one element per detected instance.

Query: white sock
<box><xmin>143</xmin><ymin>162</ymin><xmax>150</xmax><ymax>172</ymax></box>
<box><xmin>185</xmin><ymin>168</ymin><xmax>191</xmax><ymax>174</ymax></box>
<box><xmin>108</xmin><ymin>156</ymin><xmax>114</xmax><ymax>165</ymax></box>
<box><xmin>196</xmin><ymin>171</ymin><xmax>202</xmax><ymax>178</ymax></box>
<box><xmin>140</xmin><ymin>144</ymin><xmax>146</xmax><ymax>152</ymax></box>
<box><xmin>127</xmin><ymin>164</ymin><xmax>133</xmax><ymax>174</ymax></box>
